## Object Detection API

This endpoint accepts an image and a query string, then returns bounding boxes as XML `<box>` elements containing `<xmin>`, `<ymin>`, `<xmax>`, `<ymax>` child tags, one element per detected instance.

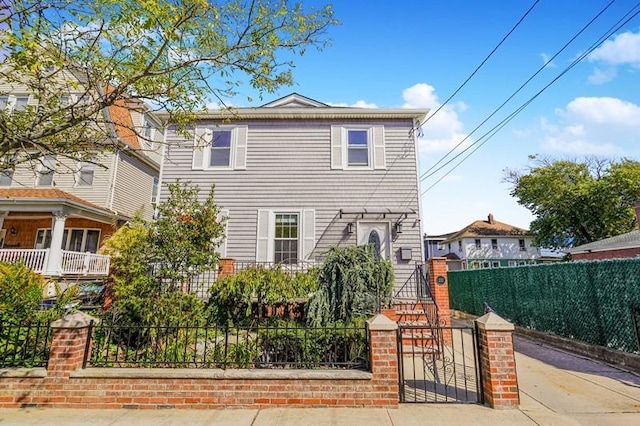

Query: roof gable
<box><xmin>443</xmin><ymin>214</ymin><xmax>529</xmax><ymax>243</ymax></box>
<box><xmin>261</xmin><ymin>93</ymin><xmax>328</xmax><ymax>108</ymax></box>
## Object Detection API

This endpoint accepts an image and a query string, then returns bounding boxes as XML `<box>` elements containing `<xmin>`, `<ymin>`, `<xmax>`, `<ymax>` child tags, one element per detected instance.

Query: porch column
<box><xmin>44</xmin><ymin>211</ymin><xmax>67</xmax><ymax>276</ymax></box>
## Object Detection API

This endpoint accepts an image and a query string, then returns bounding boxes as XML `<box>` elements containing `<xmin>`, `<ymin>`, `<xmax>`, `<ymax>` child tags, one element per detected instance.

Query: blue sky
<box><xmin>226</xmin><ymin>0</ymin><xmax>640</xmax><ymax>235</ymax></box>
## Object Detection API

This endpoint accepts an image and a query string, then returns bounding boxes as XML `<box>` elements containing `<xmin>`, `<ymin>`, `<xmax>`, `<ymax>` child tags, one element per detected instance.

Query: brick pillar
<box><xmin>428</xmin><ymin>257</ymin><xmax>452</xmax><ymax>345</ymax></box>
<box><xmin>47</xmin><ymin>312</ymin><xmax>98</xmax><ymax>378</ymax></box>
<box><xmin>475</xmin><ymin>312</ymin><xmax>519</xmax><ymax>409</ymax></box>
<box><xmin>217</xmin><ymin>258</ymin><xmax>236</xmax><ymax>279</ymax></box>
<box><xmin>367</xmin><ymin>314</ymin><xmax>399</xmax><ymax>406</ymax></box>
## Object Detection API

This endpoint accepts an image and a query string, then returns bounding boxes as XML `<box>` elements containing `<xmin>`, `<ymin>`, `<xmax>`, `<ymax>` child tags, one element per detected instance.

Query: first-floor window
<box><xmin>508</xmin><ymin>260</ymin><xmax>517</xmax><ymax>267</ymax></box>
<box><xmin>35</xmin><ymin>228</ymin><xmax>100</xmax><ymax>253</ymax></box>
<box><xmin>274</xmin><ymin>213</ymin><xmax>298</xmax><ymax>264</ymax></box>
<box><xmin>492</xmin><ymin>261</ymin><xmax>500</xmax><ymax>268</ymax></box>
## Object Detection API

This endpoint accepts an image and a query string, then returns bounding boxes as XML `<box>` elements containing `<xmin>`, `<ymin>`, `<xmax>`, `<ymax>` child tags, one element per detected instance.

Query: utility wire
<box><xmin>421</xmin><ymin>2</ymin><xmax>640</xmax><ymax>195</ymax></box>
<box><xmin>419</xmin><ymin>0</ymin><xmax>616</xmax><ymax>182</ymax></box>
<box><xmin>415</xmin><ymin>0</ymin><xmax>540</xmax><ymax>130</ymax></box>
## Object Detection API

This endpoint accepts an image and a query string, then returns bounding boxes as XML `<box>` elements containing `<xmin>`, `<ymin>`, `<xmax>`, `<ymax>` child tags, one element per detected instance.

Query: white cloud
<box><xmin>328</xmin><ymin>100</ymin><xmax>378</xmax><ymax>108</ymax></box>
<box><xmin>587</xmin><ymin>67</ymin><xmax>617</xmax><ymax>84</ymax></box>
<box><xmin>540</xmin><ymin>53</ymin><xmax>556</xmax><ymax>68</ymax></box>
<box><xmin>402</xmin><ymin>83</ymin><xmax>471</xmax><ymax>153</ymax></box>
<box><xmin>588</xmin><ymin>30</ymin><xmax>640</xmax><ymax>67</ymax></box>
<box><xmin>587</xmin><ymin>29</ymin><xmax>640</xmax><ymax>82</ymax></box>
<box><xmin>540</xmin><ymin>97</ymin><xmax>640</xmax><ymax>155</ymax></box>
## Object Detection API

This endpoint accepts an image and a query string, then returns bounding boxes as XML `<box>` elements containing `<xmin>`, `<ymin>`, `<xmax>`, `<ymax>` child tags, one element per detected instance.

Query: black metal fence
<box><xmin>0</xmin><ymin>320</ymin><xmax>53</xmax><ymax>368</ymax></box>
<box><xmin>159</xmin><ymin>261</ymin><xmax>320</xmax><ymax>299</ymax></box>
<box><xmin>87</xmin><ymin>320</ymin><xmax>368</xmax><ymax>370</ymax></box>
<box><xmin>394</xmin><ymin>263</ymin><xmax>433</xmax><ymax>301</ymax></box>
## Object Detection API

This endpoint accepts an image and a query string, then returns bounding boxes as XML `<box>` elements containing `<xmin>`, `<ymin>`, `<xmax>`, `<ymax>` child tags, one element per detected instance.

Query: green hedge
<box><xmin>448</xmin><ymin>258</ymin><xmax>640</xmax><ymax>353</ymax></box>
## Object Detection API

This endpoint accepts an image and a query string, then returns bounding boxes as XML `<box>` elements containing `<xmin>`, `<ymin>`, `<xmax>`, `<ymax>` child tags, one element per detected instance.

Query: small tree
<box><xmin>0</xmin><ymin>262</ymin><xmax>45</xmax><ymax>323</ymax></box>
<box><xmin>306</xmin><ymin>245</ymin><xmax>394</xmax><ymax>327</ymax></box>
<box><xmin>150</xmin><ymin>180</ymin><xmax>225</xmax><ymax>291</ymax></box>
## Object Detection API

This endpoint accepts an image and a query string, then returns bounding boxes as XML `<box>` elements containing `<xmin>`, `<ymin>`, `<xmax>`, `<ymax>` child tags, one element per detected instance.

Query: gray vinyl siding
<box><xmin>3</xmin><ymin>153</ymin><xmax>113</xmax><ymax>207</ymax></box>
<box><xmin>162</xmin><ymin>119</ymin><xmax>422</xmax><ymax>290</ymax></box>
<box><xmin>111</xmin><ymin>153</ymin><xmax>158</xmax><ymax>221</ymax></box>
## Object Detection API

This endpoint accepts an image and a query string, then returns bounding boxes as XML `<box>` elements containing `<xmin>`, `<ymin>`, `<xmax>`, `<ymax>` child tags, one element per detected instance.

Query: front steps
<box><xmin>385</xmin><ymin>299</ymin><xmax>441</xmax><ymax>356</ymax></box>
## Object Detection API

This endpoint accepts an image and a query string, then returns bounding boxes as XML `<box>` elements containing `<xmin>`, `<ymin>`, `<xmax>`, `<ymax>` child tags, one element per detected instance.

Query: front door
<box><xmin>357</xmin><ymin>221</ymin><xmax>391</xmax><ymax>260</ymax></box>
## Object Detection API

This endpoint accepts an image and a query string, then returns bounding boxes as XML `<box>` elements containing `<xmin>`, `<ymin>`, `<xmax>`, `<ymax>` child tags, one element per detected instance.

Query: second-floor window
<box><xmin>347</xmin><ymin>129</ymin><xmax>369</xmax><ymax>166</ymax></box>
<box><xmin>458</xmin><ymin>241</ymin><xmax>462</xmax><ymax>252</ymax></box>
<box><xmin>209</xmin><ymin>130</ymin><xmax>232</xmax><ymax>167</ymax></box>
<box><xmin>36</xmin><ymin>156</ymin><xmax>56</xmax><ymax>187</ymax></box>
<box><xmin>475</xmin><ymin>239</ymin><xmax>481</xmax><ymax>249</ymax></box>
<box><xmin>0</xmin><ymin>169</ymin><xmax>13</xmax><ymax>186</ymax></box>
<box><xmin>519</xmin><ymin>239</ymin><xmax>526</xmax><ymax>251</ymax></box>
<box><xmin>491</xmin><ymin>239</ymin><xmax>498</xmax><ymax>250</ymax></box>
<box><xmin>77</xmin><ymin>160</ymin><xmax>95</xmax><ymax>186</ymax></box>
<box><xmin>151</xmin><ymin>177</ymin><xmax>159</xmax><ymax>208</ymax></box>
<box><xmin>0</xmin><ymin>95</ymin><xmax>29</xmax><ymax>113</ymax></box>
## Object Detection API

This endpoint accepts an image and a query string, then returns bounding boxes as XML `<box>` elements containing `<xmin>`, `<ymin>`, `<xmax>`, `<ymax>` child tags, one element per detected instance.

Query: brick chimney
<box><xmin>487</xmin><ymin>214</ymin><xmax>495</xmax><ymax>225</ymax></box>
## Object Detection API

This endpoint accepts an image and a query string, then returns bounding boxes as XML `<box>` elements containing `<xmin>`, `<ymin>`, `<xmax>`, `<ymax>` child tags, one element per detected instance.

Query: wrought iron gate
<box><xmin>398</xmin><ymin>323</ymin><xmax>482</xmax><ymax>403</ymax></box>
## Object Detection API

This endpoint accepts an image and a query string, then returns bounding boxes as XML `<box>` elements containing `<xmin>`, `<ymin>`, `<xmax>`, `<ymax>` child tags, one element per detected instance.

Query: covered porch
<box><xmin>0</xmin><ymin>189</ymin><xmax>114</xmax><ymax>277</ymax></box>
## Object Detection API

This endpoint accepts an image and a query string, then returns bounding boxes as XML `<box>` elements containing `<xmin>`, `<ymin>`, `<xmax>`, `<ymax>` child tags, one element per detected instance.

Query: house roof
<box><xmin>179</xmin><ymin>93</ymin><xmax>428</xmax><ymax>122</ymax></box>
<box><xmin>261</xmin><ymin>93</ymin><xmax>329</xmax><ymax>108</ymax></box>
<box><xmin>104</xmin><ymin>86</ymin><xmax>141</xmax><ymax>150</ymax></box>
<box><xmin>0</xmin><ymin>188</ymin><xmax>114</xmax><ymax>219</ymax></box>
<box><xmin>442</xmin><ymin>214</ymin><xmax>529</xmax><ymax>243</ymax></box>
<box><xmin>567</xmin><ymin>230</ymin><xmax>640</xmax><ymax>254</ymax></box>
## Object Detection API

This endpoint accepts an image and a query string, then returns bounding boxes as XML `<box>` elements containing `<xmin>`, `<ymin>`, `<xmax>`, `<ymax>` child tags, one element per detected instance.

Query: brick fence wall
<box><xmin>0</xmin><ymin>313</ymin><xmax>399</xmax><ymax>409</ymax></box>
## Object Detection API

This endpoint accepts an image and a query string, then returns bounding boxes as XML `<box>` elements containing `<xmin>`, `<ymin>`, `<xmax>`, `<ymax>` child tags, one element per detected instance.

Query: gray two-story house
<box><xmin>160</xmin><ymin>93</ymin><xmax>428</xmax><ymax>293</ymax></box>
<box><xmin>0</xmin><ymin>71</ymin><xmax>163</xmax><ymax>279</ymax></box>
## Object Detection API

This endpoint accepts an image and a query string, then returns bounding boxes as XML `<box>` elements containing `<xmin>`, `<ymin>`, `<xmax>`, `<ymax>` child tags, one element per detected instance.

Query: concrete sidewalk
<box><xmin>2</xmin><ymin>335</ymin><xmax>639</xmax><ymax>425</ymax></box>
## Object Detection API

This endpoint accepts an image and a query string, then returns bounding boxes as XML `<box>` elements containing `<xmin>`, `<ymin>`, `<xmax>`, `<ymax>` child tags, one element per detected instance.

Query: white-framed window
<box><xmin>0</xmin><ymin>170</ymin><xmax>12</xmax><ymax>186</ymax></box>
<box><xmin>492</xmin><ymin>261</ymin><xmax>500</xmax><ymax>268</ymax></box>
<box><xmin>151</xmin><ymin>177</ymin><xmax>159</xmax><ymax>208</ymax></box>
<box><xmin>470</xmin><ymin>261</ymin><xmax>480</xmax><ymax>269</ymax></box>
<box><xmin>474</xmin><ymin>239</ymin><xmax>481</xmax><ymax>249</ymax></box>
<box><xmin>0</xmin><ymin>95</ymin><xmax>29</xmax><ymax>113</ymax></box>
<box><xmin>274</xmin><ymin>213</ymin><xmax>299</xmax><ymax>264</ymax></box>
<box><xmin>491</xmin><ymin>239</ymin><xmax>498</xmax><ymax>250</ymax></box>
<box><xmin>518</xmin><ymin>261</ymin><xmax>527</xmax><ymax>266</ymax></box>
<box><xmin>35</xmin><ymin>228</ymin><xmax>101</xmax><ymax>253</ymax></box>
<box><xmin>36</xmin><ymin>156</ymin><xmax>56</xmax><ymax>187</ymax></box>
<box><xmin>481</xmin><ymin>261</ymin><xmax>490</xmax><ymax>268</ymax></box>
<box><xmin>192</xmin><ymin>126</ymin><xmax>247</xmax><ymax>170</ymax></box>
<box><xmin>209</xmin><ymin>130</ymin><xmax>232</xmax><ymax>167</ymax></box>
<box><xmin>77</xmin><ymin>160</ymin><xmax>95</xmax><ymax>186</ymax></box>
<box><xmin>256</xmin><ymin>209</ymin><xmax>315</xmax><ymax>263</ymax></box>
<box><xmin>519</xmin><ymin>239</ymin><xmax>526</xmax><ymax>251</ymax></box>
<box><xmin>142</xmin><ymin>116</ymin><xmax>157</xmax><ymax>149</ymax></box>
<box><xmin>330</xmin><ymin>125</ymin><xmax>385</xmax><ymax>170</ymax></box>
<box><xmin>508</xmin><ymin>260</ymin><xmax>517</xmax><ymax>267</ymax></box>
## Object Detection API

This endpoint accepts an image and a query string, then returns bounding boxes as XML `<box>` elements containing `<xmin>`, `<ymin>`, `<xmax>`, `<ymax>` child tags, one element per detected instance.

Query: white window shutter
<box><xmin>372</xmin><ymin>126</ymin><xmax>386</xmax><ymax>169</ymax></box>
<box><xmin>6</xmin><ymin>95</ymin><xmax>16</xmax><ymax>111</ymax></box>
<box><xmin>192</xmin><ymin>127</ymin><xmax>211</xmax><ymax>170</ymax></box>
<box><xmin>234</xmin><ymin>126</ymin><xmax>248</xmax><ymax>170</ymax></box>
<box><xmin>330</xmin><ymin>125</ymin><xmax>344</xmax><ymax>170</ymax></box>
<box><xmin>256</xmin><ymin>209</ymin><xmax>273</xmax><ymax>262</ymax></box>
<box><xmin>218</xmin><ymin>210</ymin><xmax>229</xmax><ymax>258</ymax></box>
<box><xmin>302</xmin><ymin>209</ymin><xmax>316</xmax><ymax>261</ymax></box>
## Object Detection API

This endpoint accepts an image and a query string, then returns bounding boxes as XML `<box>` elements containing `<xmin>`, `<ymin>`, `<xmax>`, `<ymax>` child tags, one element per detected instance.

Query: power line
<box><xmin>421</xmin><ymin>2</ymin><xmax>640</xmax><ymax>196</ymax></box>
<box><xmin>414</xmin><ymin>0</ymin><xmax>540</xmax><ymax>136</ymax></box>
<box><xmin>419</xmin><ymin>0</ymin><xmax>616</xmax><ymax>183</ymax></box>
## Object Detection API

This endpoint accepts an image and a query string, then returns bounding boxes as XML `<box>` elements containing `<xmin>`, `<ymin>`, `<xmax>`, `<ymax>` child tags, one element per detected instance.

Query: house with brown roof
<box><xmin>438</xmin><ymin>214</ymin><xmax>540</xmax><ymax>270</ymax></box>
<box><xmin>0</xmin><ymin>77</ymin><xmax>163</xmax><ymax>279</ymax></box>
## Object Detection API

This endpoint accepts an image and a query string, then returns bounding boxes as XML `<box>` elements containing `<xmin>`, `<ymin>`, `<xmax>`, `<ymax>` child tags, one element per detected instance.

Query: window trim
<box><xmin>519</xmin><ymin>239</ymin><xmax>526</xmax><ymax>251</ymax></box>
<box><xmin>256</xmin><ymin>208</ymin><xmax>315</xmax><ymax>263</ymax></box>
<box><xmin>274</xmin><ymin>212</ymin><xmax>300</xmax><ymax>264</ymax></box>
<box><xmin>207</xmin><ymin>129</ymin><xmax>233</xmax><ymax>169</ymax></box>
<box><xmin>474</xmin><ymin>239</ymin><xmax>481</xmax><ymax>249</ymax></box>
<box><xmin>35</xmin><ymin>156</ymin><xmax>56</xmax><ymax>187</ymax></box>
<box><xmin>345</xmin><ymin>128</ymin><xmax>371</xmax><ymax>168</ymax></box>
<box><xmin>331</xmin><ymin>125</ymin><xmax>385</xmax><ymax>171</ymax></box>
<box><xmin>492</xmin><ymin>261</ymin><xmax>500</xmax><ymax>268</ymax></box>
<box><xmin>491</xmin><ymin>239</ymin><xmax>498</xmax><ymax>250</ymax></box>
<box><xmin>35</xmin><ymin>227</ymin><xmax>101</xmax><ymax>252</ymax></box>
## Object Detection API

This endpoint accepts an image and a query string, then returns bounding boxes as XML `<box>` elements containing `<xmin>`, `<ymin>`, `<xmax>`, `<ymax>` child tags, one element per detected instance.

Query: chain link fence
<box><xmin>448</xmin><ymin>258</ymin><xmax>640</xmax><ymax>354</ymax></box>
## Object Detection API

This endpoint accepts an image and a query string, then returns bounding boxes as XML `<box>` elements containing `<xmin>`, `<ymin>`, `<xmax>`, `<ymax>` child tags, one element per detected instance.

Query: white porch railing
<box><xmin>0</xmin><ymin>249</ymin><xmax>49</xmax><ymax>273</ymax></box>
<box><xmin>60</xmin><ymin>250</ymin><xmax>110</xmax><ymax>276</ymax></box>
<box><xmin>0</xmin><ymin>248</ymin><xmax>110</xmax><ymax>276</ymax></box>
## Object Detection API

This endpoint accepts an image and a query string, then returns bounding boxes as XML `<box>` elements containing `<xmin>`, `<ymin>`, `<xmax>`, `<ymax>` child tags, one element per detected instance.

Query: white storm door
<box><xmin>357</xmin><ymin>221</ymin><xmax>391</xmax><ymax>260</ymax></box>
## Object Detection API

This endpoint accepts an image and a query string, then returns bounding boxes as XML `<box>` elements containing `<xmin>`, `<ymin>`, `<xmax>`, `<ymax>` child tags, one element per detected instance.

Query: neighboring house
<box><xmin>424</xmin><ymin>233</ymin><xmax>453</xmax><ymax>260</ymax></box>
<box><xmin>567</xmin><ymin>202</ymin><xmax>640</xmax><ymax>260</ymax></box>
<box><xmin>0</xmin><ymin>74</ymin><xmax>163</xmax><ymax>278</ymax></box>
<box><xmin>438</xmin><ymin>214</ymin><xmax>540</xmax><ymax>270</ymax></box>
<box><xmin>159</xmin><ymin>93</ymin><xmax>428</xmax><ymax>293</ymax></box>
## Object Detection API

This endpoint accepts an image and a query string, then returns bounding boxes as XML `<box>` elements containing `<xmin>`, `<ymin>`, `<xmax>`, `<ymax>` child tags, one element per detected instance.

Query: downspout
<box><xmin>155</xmin><ymin>124</ymin><xmax>168</xmax><ymax>218</ymax></box>
<box><xmin>99</xmin><ymin>84</ymin><xmax>120</xmax><ymax>215</ymax></box>
<box><xmin>412</xmin><ymin>117</ymin><xmax>427</xmax><ymax>264</ymax></box>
